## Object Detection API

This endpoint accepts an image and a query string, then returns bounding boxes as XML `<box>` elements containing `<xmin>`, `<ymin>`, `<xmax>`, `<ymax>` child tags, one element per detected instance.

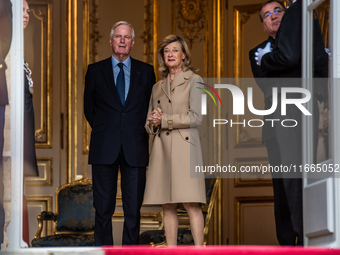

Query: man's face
<box><xmin>261</xmin><ymin>2</ymin><xmax>285</xmax><ymax>38</ymax></box>
<box><xmin>110</xmin><ymin>24</ymin><xmax>135</xmax><ymax>61</ymax></box>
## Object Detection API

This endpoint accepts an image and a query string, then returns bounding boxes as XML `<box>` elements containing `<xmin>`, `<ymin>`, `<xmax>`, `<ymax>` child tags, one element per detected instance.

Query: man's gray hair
<box><xmin>110</xmin><ymin>21</ymin><xmax>135</xmax><ymax>39</ymax></box>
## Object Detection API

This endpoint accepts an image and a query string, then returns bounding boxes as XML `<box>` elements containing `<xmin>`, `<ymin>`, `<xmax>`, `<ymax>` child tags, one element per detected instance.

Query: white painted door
<box><xmin>302</xmin><ymin>0</ymin><xmax>340</xmax><ymax>247</ymax></box>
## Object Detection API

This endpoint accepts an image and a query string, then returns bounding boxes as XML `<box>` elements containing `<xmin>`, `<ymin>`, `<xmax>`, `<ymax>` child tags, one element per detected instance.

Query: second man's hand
<box><xmin>255</xmin><ymin>42</ymin><xmax>272</xmax><ymax>66</ymax></box>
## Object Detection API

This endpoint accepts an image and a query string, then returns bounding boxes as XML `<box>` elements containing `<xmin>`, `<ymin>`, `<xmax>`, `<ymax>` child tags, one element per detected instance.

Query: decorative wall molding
<box><xmin>234</xmin><ymin>158</ymin><xmax>272</xmax><ymax>187</ymax></box>
<box><xmin>235</xmin><ymin>196</ymin><xmax>274</xmax><ymax>244</ymax></box>
<box><xmin>177</xmin><ymin>0</ymin><xmax>206</xmax><ymax>49</ymax></box>
<box><xmin>141</xmin><ymin>0</ymin><xmax>153</xmax><ymax>65</ymax></box>
<box><xmin>27</xmin><ymin>196</ymin><xmax>53</xmax><ymax>237</ymax></box>
<box><xmin>89</xmin><ymin>0</ymin><xmax>102</xmax><ymax>63</ymax></box>
<box><xmin>233</xmin><ymin>4</ymin><xmax>263</xmax><ymax>148</ymax></box>
<box><xmin>25</xmin><ymin>158</ymin><xmax>53</xmax><ymax>186</ymax></box>
<box><xmin>26</xmin><ymin>0</ymin><xmax>53</xmax><ymax>148</ymax></box>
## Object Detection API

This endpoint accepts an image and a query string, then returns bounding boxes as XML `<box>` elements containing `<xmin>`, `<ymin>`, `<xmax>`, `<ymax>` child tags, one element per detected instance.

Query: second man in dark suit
<box><xmin>251</xmin><ymin>0</ymin><xmax>328</xmax><ymax>246</ymax></box>
<box><xmin>84</xmin><ymin>21</ymin><xmax>156</xmax><ymax>246</ymax></box>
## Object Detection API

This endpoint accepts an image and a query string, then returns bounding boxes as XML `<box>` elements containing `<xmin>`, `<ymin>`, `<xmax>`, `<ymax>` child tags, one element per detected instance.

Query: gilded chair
<box><xmin>31</xmin><ymin>177</ymin><xmax>95</xmax><ymax>247</ymax></box>
<box><xmin>139</xmin><ymin>177</ymin><xmax>219</xmax><ymax>245</ymax></box>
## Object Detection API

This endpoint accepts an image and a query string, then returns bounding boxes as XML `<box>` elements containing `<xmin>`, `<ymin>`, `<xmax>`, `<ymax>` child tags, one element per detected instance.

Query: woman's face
<box><xmin>23</xmin><ymin>0</ymin><xmax>30</xmax><ymax>29</ymax></box>
<box><xmin>163</xmin><ymin>41</ymin><xmax>186</xmax><ymax>70</ymax></box>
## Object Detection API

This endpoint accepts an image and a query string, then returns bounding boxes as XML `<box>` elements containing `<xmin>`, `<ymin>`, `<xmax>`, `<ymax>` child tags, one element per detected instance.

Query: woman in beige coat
<box><xmin>143</xmin><ymin>35</ymin><xmax>206</xmax><ymax>245</ymax></box>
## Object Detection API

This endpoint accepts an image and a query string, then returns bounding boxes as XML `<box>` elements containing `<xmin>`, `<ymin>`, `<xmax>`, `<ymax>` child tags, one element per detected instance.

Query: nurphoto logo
<box><xmin>199</xmin><ymin>83</ymin><xmax>312</xmax><ymax>128</ymax></box>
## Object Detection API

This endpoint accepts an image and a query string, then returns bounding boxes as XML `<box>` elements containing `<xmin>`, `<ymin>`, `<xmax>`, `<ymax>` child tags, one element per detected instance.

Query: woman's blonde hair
<box><xmin>157</xmin><ymin>34</ymin><xmax>197</xmax><ymax>78</ymax></box>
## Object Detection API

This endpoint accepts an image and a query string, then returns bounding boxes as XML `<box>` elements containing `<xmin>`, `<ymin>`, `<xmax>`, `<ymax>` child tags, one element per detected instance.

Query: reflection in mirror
<box><xmin>314</xmin><ymin>0</ymin><xmax>330</xmax><ymax>164</ymax></box>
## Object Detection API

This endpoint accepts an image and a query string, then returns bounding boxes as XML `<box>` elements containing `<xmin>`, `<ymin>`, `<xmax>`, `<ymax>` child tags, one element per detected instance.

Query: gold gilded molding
<box><xmin>171</xmin><ymin>0</ymin><xmax>209</xmax><ymax>76</ymax></box>
<box><xmin>212</xmin><ymin>0</ymin><xmax>223</xmax><ymax>245</ymax></box>
<box><xmin>73</xmin><ymin>0</ymin><xmax>78</xmax><ymax>181</ymax></box>
<box><xmin>25</xmin><ymin>157</ymin><xmax>53</xmax><ymax>186</ymax></box>
<box><xmin>66</xmin><ymin>0</ymin><xmax>72</xmax><ymax>184</ymax></box>
<box><xmin>234</xmin><ymin>158</ymin><xmax>272</xmax><ymax>187</ymax></box>
<box><xmin>83</xmin><ymin>0</ymin><xmax>90</xmax><ymax>157</ymax></box>
<box><xmin>233</xmin><ymin>4</ymin><xmax>263</xmax><ymax>149</ymax></box>
<box><xmin>153</xmin><ymin>0</ymin><xmax>159</xmax><ymax>81</ymax></box>
<box><xmin>212</xmin><ymin>0</ymin><xmax>223</xmax><ymax>78</ymax></box>
<box><xmin>177</xmin><ymin>0</ymin><xmax>206</xmax><ymax>49</ymax></box>
<box><xmin>235</xmin><ymin>196</ymin><xmax>274</xmax><ymax>244</ymax></box>
<box><xmin>209</xmin><ymin>0</ymin><xmax>224</xmax><ymax>245</ymax></box>
<box><xmin>26</xmin><ymin>1</ymin><xmax>53</xmax><ymax>148</ymax></box>
<box><xmin>66</xmin><ymin>0</ymin><xmax>80</xmax><ymax>182</ymax></box>
<box><xmin>141</xmin><ymin>0</ymin><xmax>153</xmax><ymax>65</ymax></box>
<box><xmin>316</xmin><ymin>0</ymin><xmax>329</xmax><ymax>47</ymax></box>
<box><xmin>233</xmin><ymin>4</ymin><xmax>261</xmax><ymax>78</ymax></box>
<box><xmin>89</xmin><ymin>0</ymin><xmax>102</xmax><ymax>63</ymax></box>
<box><xmin>27</xmin><ymin>195</ymin><xmax>53</xmax><ymax>236</ymax></box>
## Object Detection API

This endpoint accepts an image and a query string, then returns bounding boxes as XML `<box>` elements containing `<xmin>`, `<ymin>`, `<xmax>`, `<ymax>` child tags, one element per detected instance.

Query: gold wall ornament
<box><xmin>316</xmin><ymin>0</ymin><xmax>329</xmax><ymax>48</ymax></box>
<box><xmin>177</xmin><ymin>0</ymin><xmax>206</xmax><ymax>49</ymax></box>
<box><xmin>89</xmin><ymin>0</ymin><xmax>102</xmax><ymax>63</ymax></box>
<box><xmin>141</xmin><ymin>0</ymin><xmax>153</xmax><ymax>65</ymax></box>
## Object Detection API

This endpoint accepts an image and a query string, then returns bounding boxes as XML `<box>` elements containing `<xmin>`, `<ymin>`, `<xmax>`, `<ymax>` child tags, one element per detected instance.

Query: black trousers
<box><xmin>266</xmin><ymin>138</ymin><xmax>303</xmax><ymax>246</ymax></box>
<box><xmin>92</xmin><ymin>149</ymin><xmax>146</xmax><ymax>246</ymax></box>
<box><xmin>264</xmin><ymin>98</ymin><xmax>303</xmax><ymax>245</ymax></box>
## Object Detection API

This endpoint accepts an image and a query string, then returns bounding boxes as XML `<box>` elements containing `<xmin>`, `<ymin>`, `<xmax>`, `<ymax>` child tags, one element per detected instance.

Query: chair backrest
<box><xmin>205</xmin><ymin>177</ymin><xmax>216</xmax><ymax>205</ymax></box>
<box><xmin>54</xmin><ymin>178</ymin><xmax>95</xmax><ymax>234</ymax></box>
<box><xmin>203</xmin><ymin>177</ymin><xmax>219</xmax><ymax>245</ymax></box>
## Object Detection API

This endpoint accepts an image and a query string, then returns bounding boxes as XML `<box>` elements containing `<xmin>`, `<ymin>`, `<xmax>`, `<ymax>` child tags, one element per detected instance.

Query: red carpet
<box><xmin>104</xmin><ymin>246</ymin><xmax>340</xmax><ymax>255</ymax></box>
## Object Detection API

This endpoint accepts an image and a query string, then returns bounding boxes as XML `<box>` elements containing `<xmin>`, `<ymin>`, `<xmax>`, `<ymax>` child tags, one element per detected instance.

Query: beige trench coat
<box><xmin>143</xmin><ymin>70</ymin><xmax>206</xmax><ymax>205</ymax></box>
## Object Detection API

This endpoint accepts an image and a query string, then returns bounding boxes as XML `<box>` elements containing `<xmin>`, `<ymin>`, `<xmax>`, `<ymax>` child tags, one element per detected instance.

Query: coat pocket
<box><xmin>178</xmin><ymin>129</ymin><xmax>196</xmax><ymax>146</ymax></box>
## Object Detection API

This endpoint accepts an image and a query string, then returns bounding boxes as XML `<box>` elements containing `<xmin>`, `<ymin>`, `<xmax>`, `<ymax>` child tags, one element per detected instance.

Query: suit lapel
<box><xmin>161</xmin><ymin>70</ymin><xmax>193</xmax><ymax>100</ymax></box>
<box><xmin>170</xmin><ymin>70</ymin><xmax>193</xmax><ymax>92</ymax></box>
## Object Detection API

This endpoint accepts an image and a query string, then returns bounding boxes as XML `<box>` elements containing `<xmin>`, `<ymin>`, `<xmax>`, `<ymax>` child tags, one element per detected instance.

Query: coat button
<box><xmin>166</xmin><ymin>132</ymin><xmax>169</xmax><ymax>136</ymax></box>
<box><xmin>121</xmin><ymin>112</ymin><xmax>124</xmax><ymax>115</ymax></box>
<box><xmin>158</xmin><ymin>100</ymin><xmax>160</xmax><ymax>104</ymax></box>
<box><xmin>158</xmin><ymin>133</ymin><xmax>160</xmax><ymax>137</ymax></box>
<box><xmin>185</xmin><ymin>137</ymin><xmax>189</xmax><ymax>140</ymax></box>
<box><xmin>169</xmin><ymin>100</ymin><xmax>171</xmax><ymax>103</ymax></box>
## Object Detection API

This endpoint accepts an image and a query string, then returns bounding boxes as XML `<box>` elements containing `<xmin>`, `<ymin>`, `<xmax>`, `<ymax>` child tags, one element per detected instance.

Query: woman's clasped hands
<box><xmin>148</xmin><ymin>107</ymin><xmax>163</xmax><ymax>127</ymax></box>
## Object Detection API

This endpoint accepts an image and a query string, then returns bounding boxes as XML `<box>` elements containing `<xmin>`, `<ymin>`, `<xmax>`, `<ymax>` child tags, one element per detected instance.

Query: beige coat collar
<box><xmin>161</xmin><ymin>70</ymin><xmax>194</xmax><ymax>100</ymax></box>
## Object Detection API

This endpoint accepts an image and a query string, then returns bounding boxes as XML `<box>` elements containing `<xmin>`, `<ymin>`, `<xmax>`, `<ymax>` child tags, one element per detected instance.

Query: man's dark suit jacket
<box><xmin>0</xmin><ymin>0</ymin><xmax>12</xmax><ymax>106</ymax></box>
<box><xmin>249</xmin><ymin>37</ymin><xmax>275</xmax><ymax>98</ymax></box>
<box><xmin>84</xmin><ymin>57</ymin><xmax>156</xmax><ymax>167</ymax></box>
<box><xmin>249</xmin><ymin>37</ymin><xmax>276</xmax><ymax>142</ymax></box>
<box><xmin>250</xmin><ymin>0</ymin><xmax>328</xmax><ymax>141</ymax></box>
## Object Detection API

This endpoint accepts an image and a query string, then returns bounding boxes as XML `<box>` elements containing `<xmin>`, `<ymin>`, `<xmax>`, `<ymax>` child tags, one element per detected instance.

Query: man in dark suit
<box><xmin>250</xmin><ymin>0</ymin><xmax>328</xmax><ymax>246</ymax></box>
<box><xmin>84</xmin><ymin>21</ymin><xmax>155</xmax><ymax>246</ymax></box>
<box><xmin>0</xmin><ymin>0</ymin><xmax>12</xmax><ymax>248</ymax></box>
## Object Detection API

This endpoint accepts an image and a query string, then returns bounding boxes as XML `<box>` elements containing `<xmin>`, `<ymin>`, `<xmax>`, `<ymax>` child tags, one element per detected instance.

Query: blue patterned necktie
<box><xmin>117</xmin><ymin>62</ymin><xmax>125</xmax><ymax>105</ymax></box>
